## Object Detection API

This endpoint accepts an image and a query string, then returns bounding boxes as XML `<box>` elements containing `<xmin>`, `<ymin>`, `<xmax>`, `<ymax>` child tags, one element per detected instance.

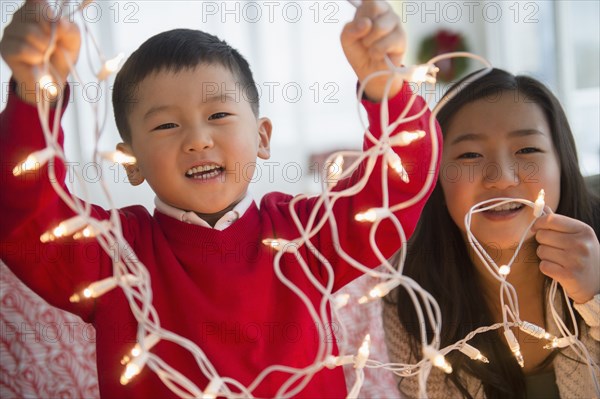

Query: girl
<box><xmin>383</xmin><ymin>68</ymin><xmax>600</xmax><ymax>398</ymax></box>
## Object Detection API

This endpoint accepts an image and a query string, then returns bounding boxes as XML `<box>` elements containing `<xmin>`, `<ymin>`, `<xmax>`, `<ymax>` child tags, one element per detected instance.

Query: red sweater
<box><xmin>0</xmin><ymin>84</ymin><xmax>440</xmax><ymax>398</ymax></box>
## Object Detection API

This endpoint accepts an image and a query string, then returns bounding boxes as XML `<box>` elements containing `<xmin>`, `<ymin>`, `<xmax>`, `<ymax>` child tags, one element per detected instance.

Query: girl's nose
<box><xmin>482</xmin><ymin>159</ymin><xmax>520</xmax><ymax>190</ymax></box>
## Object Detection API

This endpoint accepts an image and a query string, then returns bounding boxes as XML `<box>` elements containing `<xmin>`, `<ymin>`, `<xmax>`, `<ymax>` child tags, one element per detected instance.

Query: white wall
<box><xmin>1</xmin><ymin>0</ymin><xmax>598</xmax><ymax>212</ymax></box>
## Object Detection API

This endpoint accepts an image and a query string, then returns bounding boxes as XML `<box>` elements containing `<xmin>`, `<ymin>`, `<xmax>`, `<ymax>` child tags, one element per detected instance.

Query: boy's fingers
<box><xmin>4</xmin><ymin>23</ymin><xmax>50</xmax><ymax>54</ymax></box>
<box><xmin>355</xmin><ymin>0</ymin><xmax>390</xmax><ymax>21</ymax></box>
<box><xmin>360</xmin><ymin>10</ymin><xmax>399</xmax><ymax>48</ymax></box>
<box><xmin>341</xmin><ymin>17</ymin><xmax>372</xmax><ymax>44</ymax></box>
<box><xmin>1</xmin><ymin>39</ymin><xmax>45</xmax><ymax>66</ymax></box>
<box><xmin>20</xmin><ymin>0</ymin><xmax>52</xmax><ymax>24</ymax></box>
<box><xmin>367</xmin><ymin>26</ymin><xmax>405</xmax><ymax>61</ymax></box>
<box><xmin>56</xmin><ymin>17</ymin><xmax>81</xmax><ymax>54</ymax></box>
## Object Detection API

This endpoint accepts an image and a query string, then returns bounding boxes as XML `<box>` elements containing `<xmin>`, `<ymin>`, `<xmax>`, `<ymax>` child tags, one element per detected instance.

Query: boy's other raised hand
<box><xmin>341</xmin><ymin>0</ymin><xmax>406</xmax><ymax>102</ymax></box>
<box><xmin>0</xmin><ymin>0</ymin><xmax>81</xmax><ymax>104</ymax></box>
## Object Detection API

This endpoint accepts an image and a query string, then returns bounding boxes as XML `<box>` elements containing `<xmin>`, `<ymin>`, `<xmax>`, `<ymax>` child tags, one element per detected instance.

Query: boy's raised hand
<box><xmin>0</xmin><ymin>0</ymin><xmax>81</xmax><ymax>104</ymax></box>
<box><xmin>341</xmin><ymin>0</ymin><xmax>406</xmax><ymax>102</ymax></box>
<box><xmin>532</xmin><ymin>208</ymin><xmax>600</xmax><ymax>304</ymax></box>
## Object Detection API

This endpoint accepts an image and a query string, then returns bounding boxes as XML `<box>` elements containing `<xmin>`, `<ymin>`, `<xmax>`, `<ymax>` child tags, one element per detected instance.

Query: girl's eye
<box><xmin>458</xmin><ymin>152</ymin><xmax>481</xmax><ymax>159</ymax></box>
<box><xmin>517</xmin><ymin>147</ymin><xmax>542</xmax><ymax>154</ymax></box>
<box><xmin>153</xmin><ymin>123</ymin><xmax>178</xmax><ymax>130</ymax></box>
<box><xmin>208</xmin><ymin>112</ymin><xmax>230</xmax><ymax>120</ymax></box>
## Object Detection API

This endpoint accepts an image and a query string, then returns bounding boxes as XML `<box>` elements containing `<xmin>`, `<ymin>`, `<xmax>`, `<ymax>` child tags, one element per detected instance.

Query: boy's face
<box><xmin>117</xmin><ymin>64</ymin><xmax>271</xmax><ymax>214</ymax></box>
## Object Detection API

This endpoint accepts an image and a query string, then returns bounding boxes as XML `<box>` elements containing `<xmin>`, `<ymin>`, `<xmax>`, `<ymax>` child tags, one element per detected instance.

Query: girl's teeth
<box><xmin>489</xmin><ymin>202</ymin><xmax>522</xmax><ymax>212</ymax></box>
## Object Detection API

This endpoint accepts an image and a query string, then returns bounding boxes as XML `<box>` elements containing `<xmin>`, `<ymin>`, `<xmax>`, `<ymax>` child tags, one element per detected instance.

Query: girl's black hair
<box><xmin>388</xmin><ymin>68</ymin><xmax>600</xmax><ymax>398</ymax></box>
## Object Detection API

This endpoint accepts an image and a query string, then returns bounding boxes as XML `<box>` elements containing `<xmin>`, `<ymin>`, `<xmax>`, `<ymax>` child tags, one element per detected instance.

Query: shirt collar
<box><xmin>154</xmin><ymin>194</ymin><xmax>253</xmax><ymax>231</ymax></box>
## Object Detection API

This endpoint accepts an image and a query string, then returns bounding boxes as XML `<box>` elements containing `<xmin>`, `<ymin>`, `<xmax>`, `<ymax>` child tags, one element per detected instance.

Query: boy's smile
<box><xmin>117</xmin><ymin>64</ymin><xmax>272</xmax><ymax>219</ymax></box>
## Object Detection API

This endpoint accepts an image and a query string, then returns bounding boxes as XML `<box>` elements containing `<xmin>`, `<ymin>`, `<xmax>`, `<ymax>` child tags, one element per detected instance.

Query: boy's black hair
<box><xmin>112</xmin><ymin>28</ymin><xmax>260</xmax><ymax>143</ymax></box>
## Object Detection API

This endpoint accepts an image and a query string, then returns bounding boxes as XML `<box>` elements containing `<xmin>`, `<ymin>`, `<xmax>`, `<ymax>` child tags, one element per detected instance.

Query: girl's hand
<box><xmin>533</xmin><ymin>208</ymin><xmax>600</xmax><ymax>304</ymax></box>
<box><xmin>341</xmin><ymin>0</ymin><xmax>405</xmax><ymax>102</ymax></box>
<box><xmin>0</xmin><ymin>0</ymin><xmax>81</xmax><ymax>104</ymax></box>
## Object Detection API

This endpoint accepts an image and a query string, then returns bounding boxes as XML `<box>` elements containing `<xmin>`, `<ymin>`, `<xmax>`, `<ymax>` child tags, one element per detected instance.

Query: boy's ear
<box><xmin>257</xmin><ymin>117</ymin><xmax>272</xmax><ymax>160</ymax></box>
<box><xmin>116</xmin><ymin>142</ymin><xmax>145</xmax><ymax>186</ymax></box>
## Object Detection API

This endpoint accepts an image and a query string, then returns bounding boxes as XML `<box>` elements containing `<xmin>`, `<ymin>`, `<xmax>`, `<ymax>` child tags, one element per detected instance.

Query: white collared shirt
<box><xmin>154</xmin><ymin>195</ymin><xmax>253</xmax><ymax>231</ymax></box>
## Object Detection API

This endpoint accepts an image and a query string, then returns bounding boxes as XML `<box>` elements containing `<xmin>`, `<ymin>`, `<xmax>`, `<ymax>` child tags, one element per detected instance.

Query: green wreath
<box><xmin>417</xmin><ymin>30</ymin><xmax>469</xmax><ymax>82</ymax></box>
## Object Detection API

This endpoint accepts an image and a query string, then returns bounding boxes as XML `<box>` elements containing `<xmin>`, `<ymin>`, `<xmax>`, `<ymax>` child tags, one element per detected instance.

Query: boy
<box><xmin>0</xmin><ymin>0</ymin><xmax>440</xmax><ymax>397</ymax></box>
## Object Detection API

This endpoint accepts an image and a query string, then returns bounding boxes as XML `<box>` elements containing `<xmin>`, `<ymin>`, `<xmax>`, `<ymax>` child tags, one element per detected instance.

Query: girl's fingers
<box><xmin>533</xmin><ymin>212</ymin><xmax>585</xmax><ymax>234</ymax></box>
<box><xmin>539</xmin><ymin>259</ymin><xmax>569</xmax><ymax>280</ymax></box>
<box><xmin>536</xmin><ymin>245</ymin><xmax>570</xmax><ymax>269</ymax></box>
<box><xmin>535</xmin><ymin>228</ymin><xmax>576</xmax><ymax>249</ymax></box>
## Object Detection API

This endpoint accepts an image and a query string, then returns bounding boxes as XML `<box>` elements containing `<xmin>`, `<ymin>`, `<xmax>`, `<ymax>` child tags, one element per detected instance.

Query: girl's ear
<box><xmin>116</xmin><ymin>143</ymin><xmax>145</xmax><ymax>186</ymax></box>
<box><xmin>257</xmin><ymin>117</ymin><xmax>272</xmax><ymax>160</ymax></box>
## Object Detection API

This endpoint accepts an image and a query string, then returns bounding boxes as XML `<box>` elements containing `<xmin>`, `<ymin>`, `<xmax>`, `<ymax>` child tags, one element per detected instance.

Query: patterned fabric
<box><xmin>334</xmin><ymin>269</ymin><xmax>400</xmax><ymax>398</ymax></box>
<box><xmin>0</xmin><ymin>261</ymin><xmax>99</xmax><ymax>399</ymax></box>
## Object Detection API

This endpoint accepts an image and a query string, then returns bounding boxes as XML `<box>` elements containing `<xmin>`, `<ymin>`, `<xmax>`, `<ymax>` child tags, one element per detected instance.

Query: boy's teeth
<box><xmin>185</xmin><ymin>164</ymin><xmax>221</xmax><ymax>176</ymax></box>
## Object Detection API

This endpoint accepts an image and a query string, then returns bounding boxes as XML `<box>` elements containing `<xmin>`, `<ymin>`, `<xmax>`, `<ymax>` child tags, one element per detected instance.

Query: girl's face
<box><xmin>440</xmin><ymin>90</ymin><xmax>561</xmax><ymax>250</ymax></box>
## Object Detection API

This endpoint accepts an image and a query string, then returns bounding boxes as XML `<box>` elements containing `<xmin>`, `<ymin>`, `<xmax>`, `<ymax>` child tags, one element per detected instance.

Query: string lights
<box><xmin>69</xmin><ymin>274</ymin><xmax>139</xmax><ymax>303</ymax></box>
<box><xmin>12</xmin><ymin>147</ymin><xmax>55</xmax><ymax>176</ymax></box>
<box><xmin>12</xmin><ymin>0</ymin><xmax>599</xmax><ymax>398</ymax></box>
<box><xmin>458</xmin><ymin>343</ymin><xmax>489</xmax><ymax>363</ymax></box>
<box><xmin>354</xmin><ymin>208</ymin><xmax>391</xmax><ymax>223</ymax></box>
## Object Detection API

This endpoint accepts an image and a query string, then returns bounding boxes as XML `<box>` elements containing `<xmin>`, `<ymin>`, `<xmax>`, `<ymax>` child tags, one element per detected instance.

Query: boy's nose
<box><xmin>183</xmin><ymin>127</ymin><xmax>214</xmax><ymax>152</ymax></box>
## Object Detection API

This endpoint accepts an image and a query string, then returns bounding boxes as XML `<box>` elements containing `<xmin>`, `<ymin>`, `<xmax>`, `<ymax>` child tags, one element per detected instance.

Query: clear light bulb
<box><xmin>504</xmin><ymin>329</ymin><xmax>524</xmax><ymax>367</ymax></box>
<box><xmin>354</xmin><ymin>334</ymin><xmax>371</xmax><ymax>369</ymax></box>
<box><xmin>12</xmin><ymin>147</ymin><xmax>55</xmax><ymax>176</ymax></box>
<box><xmin>533</xmin><ymin>189</ymin><xmax>545</xmax><ymax>217</ymax></box>
<box><xmin>355</xmin><ymin>208</ymin><xmax>390</xmax><ymax>223</ymax></box>
<box><xmin>40</xmin><ymin>216</ymin><xmax>88</xmax><ymax>243</ymax></box>
<box><xmin>498</xmin><ymin>265</ymin><xmax>511</xmax><ymax>276</ymax></box>
<box><xmin>459</xmin><ymin>343</ymin><xmax>489</xmax><ymax>363</ymax></box>
<box><xmin>101</xmin><ymin>150</ymin><xmax>136</xmax><ymax>165</ymax></box>
<box><xmin>261</xmin><ymin>238</ymin><xmax>299</xmax><ymax>253</ymax></box>
<box><xmin>97</xmin><ymin>53</ymin><xmax>125</xmax><ymax>80</ymax></box>
<box><xmin>386</xmin><ymin>149</ymin><xmax>410</xmax><ymax>183</ymax></box>
<box><xmin>390</xmin><ymin>130</ymin><xmax>426</xmax><ymax>147</ymax></box>
<box><xmin>423</xmin><ymin>346</ymin><xmax>452</xmax><ymax>374</ymax></box>
<box><xmin>39</xmin><ymin>73</ymin><xmax>58</xmax><ymax>97</ymax></box>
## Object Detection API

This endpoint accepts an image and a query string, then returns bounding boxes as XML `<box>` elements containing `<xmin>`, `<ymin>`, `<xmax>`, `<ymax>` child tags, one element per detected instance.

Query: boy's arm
<box><xmin>306</xmin><ymin>83</ymin><xmax>440</xmax><ymax>290</ymax></box>
<box><xmin>0</xmin><ymin>2</ymin><xmax>115</xmax><ymax>320</ymax></box>
<box><xmin>328</xmin><ymin>1</ymin><xmax>440</xmax><ymax>287</ymax></box>
<box><xmin>0</xmin><ymin>82</ymin><xmax>120</xmax><ymax>321</ymax></box>
<box><xmin>264</xmin><ymin>1</ymin><xmax>440</xmax><ymax>290</ymax></box>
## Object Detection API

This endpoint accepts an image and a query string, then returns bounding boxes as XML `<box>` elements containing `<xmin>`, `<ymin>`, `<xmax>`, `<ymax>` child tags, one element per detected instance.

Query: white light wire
<box><xmin>18</xmin><ymin>0</ymin><xmax>598</xmax><ymax>397</ymax></box>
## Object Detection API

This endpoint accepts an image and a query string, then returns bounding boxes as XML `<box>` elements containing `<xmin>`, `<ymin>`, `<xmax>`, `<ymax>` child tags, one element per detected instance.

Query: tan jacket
<box><xmin>382</xmin><ymin>293</ymin><xmax>600</xmax><ymax>398</ymax></box>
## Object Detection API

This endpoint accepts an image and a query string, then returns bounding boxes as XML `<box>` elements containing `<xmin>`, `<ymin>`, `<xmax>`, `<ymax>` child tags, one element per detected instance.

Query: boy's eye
<box><xmin>458</xmin><ymin>152</ymin><xmax>481</xmax><ymax>159</ymax></box>
<box><xmin>153</xmin><ymin>122</ymin><xmax>179</xmax><ymax>131</ymax></box>
<box><xmin>208</xmin><ymin>112</ymin><xmax>230</xmax><ymax>120</ymax></box>
<box><xmin>516</xmin><ymin>147</ymin><xmax>542</xmax><ymax>154</ymax></box>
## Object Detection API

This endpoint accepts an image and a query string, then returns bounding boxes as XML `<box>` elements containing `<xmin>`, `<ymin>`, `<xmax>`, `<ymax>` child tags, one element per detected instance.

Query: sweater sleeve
<box><xmin>265</xmin><ymin>82</ymin><xmax>441</xmax><ymax>291</ymax></box>
<box><xmin>573</xmin><ymin>294</ymin><xmax>600</xmax><ymax>341</ymax></box>
<box><xmin>0</xmin><ymin>83</ymin><xmax>124</xmax><ymax>322</ymax></box>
